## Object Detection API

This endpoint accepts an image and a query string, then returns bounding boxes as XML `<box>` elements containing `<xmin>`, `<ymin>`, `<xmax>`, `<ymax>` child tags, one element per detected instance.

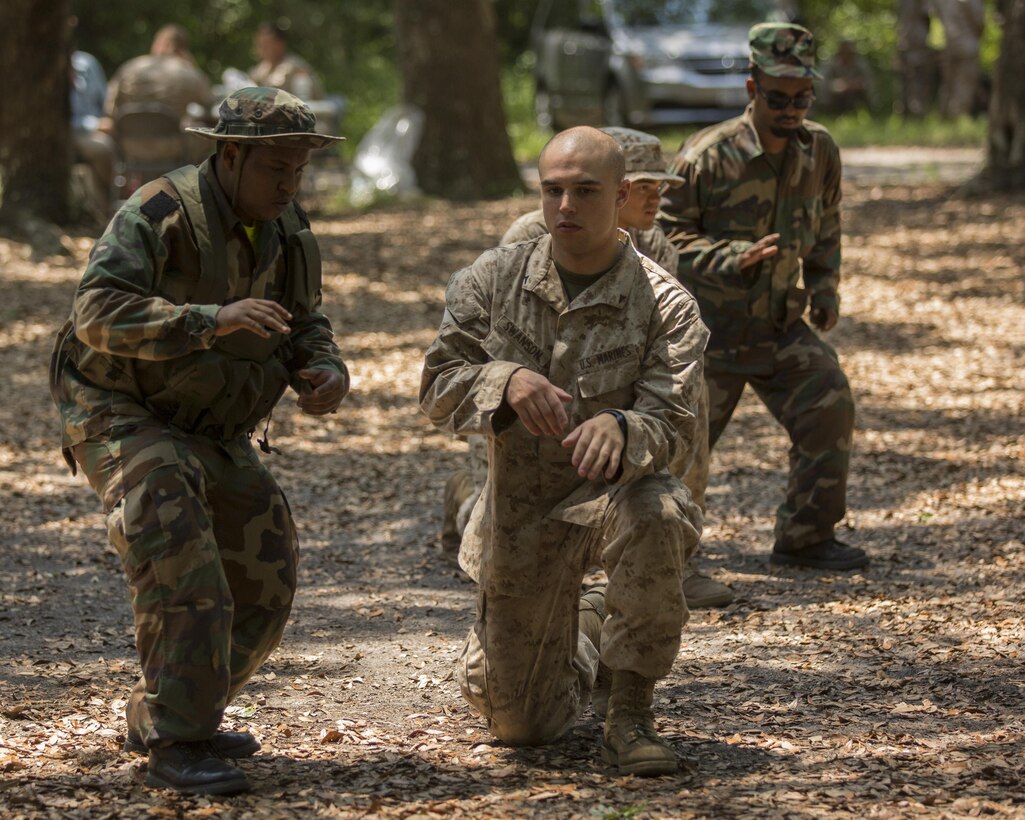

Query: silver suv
<box><xmin>532</xmin><ymin>0</ymin><xmax>793</xmax><ymax>129</ymax></box>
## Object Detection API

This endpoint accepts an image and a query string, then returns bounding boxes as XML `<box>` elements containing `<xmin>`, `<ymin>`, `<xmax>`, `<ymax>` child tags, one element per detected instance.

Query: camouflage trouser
<box><xmin>443</xmin><ymin>383</ymin><xmax>711</xmax><ymax>548</ymax></box>
<box><xmin>899</xmin><ymin>50</ymin><xmax>934</xmax><ymax>117</ymax></box>
<box><xmin>458</xmin><ymin>472</ymin><xmax>700</xmax><ymax>745</ymax></box>
<box><xmin>71</xmin><ymin>421</ymin><xmax>298</xmax><ymax>748</ymax></box>
<box><xmin>706</xmin><ymin>323</ymin><xmax>854</xmax><ymax>552</ymax></box>
<box><xmin>940</xmin><ymin>51</ymin><xmax>979</xmax><ymax>118</ymax></box>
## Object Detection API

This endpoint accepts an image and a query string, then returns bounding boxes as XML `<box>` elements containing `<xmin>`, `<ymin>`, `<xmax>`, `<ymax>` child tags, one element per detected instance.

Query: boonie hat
<box><xmin>601</xmin><ymin>127</ymin><xmax>684</xmax><ymax>187</ymax></box>
<box><xmin>748</xmin><ymin>22</ymin><xmax>822</xmax><ymax>79</ymax></box>
<box><xmin>186</xmin><ymin>86</ymin><xmax>344</xmax><ymax>149</ymax></box>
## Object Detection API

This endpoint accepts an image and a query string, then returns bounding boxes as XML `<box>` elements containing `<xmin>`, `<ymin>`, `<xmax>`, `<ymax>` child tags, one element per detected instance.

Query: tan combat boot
<box><xmin>682</xmin><ymin>558</ymin><xmax>734</xmax><ymax>608</ymax></box>
<box><xmin>440</xmin><ymin>471</ymin><xmax>475</xmax><ymax>566</ymax></box>
<box><xmin>578</xmin><ymin>584</ymin><xmax>612</xmax><ymax>718</ymax></box>
<box><xmin>602</xmin><ymin>670</ymin><xmax>677</xmax><ymax>776</ymax></box>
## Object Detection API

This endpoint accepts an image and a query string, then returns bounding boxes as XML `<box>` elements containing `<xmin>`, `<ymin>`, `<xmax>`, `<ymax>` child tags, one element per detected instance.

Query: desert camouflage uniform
<box><xmin>50</xmin><ymin>90</ymin><xmax>347</xmax><ymax>748</ymax></box>
<box><xmin>105</xmin><ymin>54</ymin><xmax>216</xmax><ymax>163</ymax></box>
<box><xmin>441</xmin><ymin>218</ymin><xmax>681</xmax><ymax>554</ymax></box>
<box><xmin>660</xmin><ymin>102</ymin><xmax>854</xmax><ymax>553</ymax></box>
<box><xmin>250</xmin><ymin>54</ymin><xmax>325</xmax><ymax>101</ymax></box>
<box><xmin>496</xmin><ymin>210</ymin><xmax>708</xmax><ymax>509</ymax></box>
<box><xmin>420</xmin><ymin>233</ymin><xmax>706</xmax><ymax>743</ymax></box>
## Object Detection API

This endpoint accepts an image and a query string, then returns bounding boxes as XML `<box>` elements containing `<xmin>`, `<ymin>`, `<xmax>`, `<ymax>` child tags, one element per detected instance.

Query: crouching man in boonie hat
<box><xmin>49</xmin><ymin>87</ymin><xmax>349</xmax><ymax>795</ymax></box>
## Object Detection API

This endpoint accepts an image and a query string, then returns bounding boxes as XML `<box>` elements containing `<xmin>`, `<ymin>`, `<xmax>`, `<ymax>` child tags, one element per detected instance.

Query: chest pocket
<box><xmin>576</xmin><ymin>358</ymin><xmax>637</xmax><ymax>415</ymax></box>
<box><xmin>705</xmin><ymin>190</ymin><xmax>764</xmax><ymax>242</ymax></box>
<box><xmin>796</xmin><ymin>199</ymin><xmax>823</xmax><ymax>256</ymax></box>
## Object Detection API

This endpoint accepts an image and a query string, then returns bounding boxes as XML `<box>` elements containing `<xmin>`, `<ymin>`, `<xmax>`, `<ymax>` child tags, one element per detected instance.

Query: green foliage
<box><xmin>503</xmin><ymin>55</ymin><xmax>551</xmax><ymax>163</ymax></box>
<box><xmin>801</xmin><ymin>0</ymin><xmax>1001</xmax><ymax>113</ymax></box>
<box><xmin>801</xmin><ymin>0</ymin><xmax>900</xmax><ymax>110</ymax></box>
<box><xmin>817</xmin><ymin>111</ymin><xmax>987</xmax><ymax>148</ymax></box>
<box><xmin>650</xmin><ymin>111</ymin><xmax>985</xmax><ymax>159</ymax></box>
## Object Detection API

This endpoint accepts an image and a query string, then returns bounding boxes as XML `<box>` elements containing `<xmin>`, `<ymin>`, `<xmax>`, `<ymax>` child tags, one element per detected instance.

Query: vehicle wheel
<box><xmin>602</xmin><ymin>83</ymin><xmax>626</xmax><ymax>127</ymax></box>
<box><xmin>535</xmin><ymin>85</ymin><xmax>559</xmax><ymax>130</ymax></box>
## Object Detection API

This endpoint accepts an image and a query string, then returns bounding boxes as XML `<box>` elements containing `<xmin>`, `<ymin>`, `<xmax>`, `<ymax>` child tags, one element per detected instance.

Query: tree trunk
<box><xmin>0</xmin><ymin>0</ymin><xmax>72</xmax><ymax>225</ymax></box>
<box><xmin>393</xmin><ymin>0</ymin><xmax>523</xmax><ymax>200</ymax></box>
<box><xmin>983</xmin><ymin>0</ymin><xmax>1025</xmax><ymax>189</ymax></box>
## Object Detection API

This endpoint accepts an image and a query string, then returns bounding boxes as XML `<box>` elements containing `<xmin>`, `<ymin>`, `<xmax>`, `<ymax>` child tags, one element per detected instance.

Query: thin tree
<box><xmin>393</xmin><ymin>0</ymin><xmax>523</xmax><ymax>200</ymax></box>
<box><xmin>0</xmin><ymin>1</ymin><xmax>72</xmax><ymax>226</ymax></box>
<box><xmin>983</xmin><ymin>0</ymin><xmax>1025</xmax><ymax>189</ymax></box>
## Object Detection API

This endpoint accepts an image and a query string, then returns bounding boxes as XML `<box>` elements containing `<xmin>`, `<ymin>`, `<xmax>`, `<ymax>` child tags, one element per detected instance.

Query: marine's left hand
<box><xmin>562</xmin><ymin>414</ymin><xmax>625</xmax><ymax>481</ymax></box>
<box><xmin>810</xmin><ymin>305</ymin><xmax>839</xmax><ymax>332</ymax></box>
<box><xmin>296</xmin><ymin>368</ymin><xmax>347</xmax><ymax>415</ymax></box>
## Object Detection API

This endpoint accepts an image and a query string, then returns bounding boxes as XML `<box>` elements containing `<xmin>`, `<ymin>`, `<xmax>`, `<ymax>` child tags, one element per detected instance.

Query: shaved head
<box><xmin>537</xmin><ymin>127</ymin><xmax>631</xmax><ymax>274</ymax></box>
<box><xmin>539</xmin><ymin>127</ymin><xmax>626</xmax><ymax>184</ymax></box>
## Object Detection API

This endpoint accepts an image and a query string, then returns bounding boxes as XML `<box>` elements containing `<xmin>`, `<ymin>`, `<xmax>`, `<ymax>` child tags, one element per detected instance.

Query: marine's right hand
<box><xmin>505</xmin><ymin>368</ymin><xmax>572</xmax><ymax>437</ymax></box>
<box><xmin>738</xmin><ymin>233</ymin><xmax>781</xmax><ymax>270</ymax></box>
<box><xmin>214</xmin><ymin>299</ymin><xmax>292</xmax><ymax>338</ymax></box>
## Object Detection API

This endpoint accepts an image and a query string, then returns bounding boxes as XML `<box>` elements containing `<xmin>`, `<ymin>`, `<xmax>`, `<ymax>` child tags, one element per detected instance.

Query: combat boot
<box><xmin>682</xmin><ymin>560</ymin><xmax>734</xmax><ymax>608</ymax></box>
<box><xmin>602</xmin><ymin>670</ymin><xmax>677</xmax><ymax>776</ymax></box>
<box><xmin>578</xmin><ymin>583</ymin><xmax>612</xmax><ymax>718</ymax></box>
<box><xmin>124</xmin><ymin>729</ymin><xmax>261</xmax><ymax>758</ymax></box>
<box><xmin>145</xmin><ymin>741</ymin><xmax>250</xmax><ymax>795</ymax></box>
<box><xmin>440</xmin><ymin>471</ymin><xmax>475</xmax><ymax>566</ymax></box>
<box><xmin>770</xmin><ymin>538</ymin><xmax>869</xmax><ymax>571</ymax></box>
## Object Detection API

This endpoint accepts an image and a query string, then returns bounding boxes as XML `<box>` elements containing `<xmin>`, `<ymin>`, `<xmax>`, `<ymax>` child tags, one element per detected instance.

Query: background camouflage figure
<box><xmin>250</xmin><ymin>21</ymin><xmax>325</xmax><ymax>101</ymax></box>
<box><xmin>422</xmin><ymin>128</ymin><xmax>707</xmax><ymax>776</ymax></box>
<box><xmin>898</xmin><ymin>0</ymin><xmax>936</xmax><ymax>116</ymax></box>
<box><xmin>101</xmin><ymin>24</ymin><xmax>216</xmax><ymax>164</ymax></box>
<box><xmin>441</xmin><ymin>127</ymin><xmax>732</xmax><ymax>609</ymax></box>
<box><xmin>931</xmin><ymin>0</ymin><xmax>986</xmax><ymax>118</ymax></box>
<box><xmin>659</xmin><ymin>24</ymin><xmax>867</xmax><ymax>572</ymax></box>
<box><xmin>50</xmin><ymin>87</ymin><xmax>348</xmax><ymax>794</ymax></box>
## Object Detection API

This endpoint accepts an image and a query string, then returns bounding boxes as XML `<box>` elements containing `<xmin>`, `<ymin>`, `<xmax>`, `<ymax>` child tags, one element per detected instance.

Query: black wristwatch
<box><xmin>601</xmin><ymin>409</ymin><xmax>628</xmax><ymax>440</ymax></box>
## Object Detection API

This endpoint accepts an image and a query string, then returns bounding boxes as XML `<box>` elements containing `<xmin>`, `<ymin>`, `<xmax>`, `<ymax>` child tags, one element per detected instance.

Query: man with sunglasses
<box><xmin>659</xmin><ymin>23</ymin><xmax>867</xmax><ymax>572</ymax></box>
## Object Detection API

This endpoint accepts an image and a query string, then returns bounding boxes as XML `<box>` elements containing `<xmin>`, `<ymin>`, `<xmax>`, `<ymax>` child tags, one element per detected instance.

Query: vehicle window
<box><xmin>613</xmin><ymin>0</ymin><xmax>780</xmax><ymax>26</ymax></box>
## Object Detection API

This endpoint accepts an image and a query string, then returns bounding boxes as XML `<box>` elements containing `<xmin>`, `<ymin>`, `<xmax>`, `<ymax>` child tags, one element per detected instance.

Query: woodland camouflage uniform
<box><xmin>659</xmin><ymin>24</ymin><xmax>856</xmax><ymax>557</ymax></box>
<box><xmin>420</xmin><ymin>232</ymin><xmax>706</xmax><ymax>744</ymax></box>
<box><xmin>50</xmin><ymin>88</ymin><xmax>347</xmax><ymax>753</ymax></box>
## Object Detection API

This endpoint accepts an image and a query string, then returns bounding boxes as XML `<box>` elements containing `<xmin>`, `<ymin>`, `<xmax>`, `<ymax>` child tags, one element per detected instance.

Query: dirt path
<box><xmin>1</xmin><ymin>170</ymin><xmax>1023</xmax><ymax>818</ymax></box>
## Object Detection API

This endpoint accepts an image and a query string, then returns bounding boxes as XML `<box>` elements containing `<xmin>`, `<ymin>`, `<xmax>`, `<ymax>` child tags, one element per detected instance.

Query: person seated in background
<box><xmin>70</xmin><ymin>48</ymin><xmax>117</xmax><ymax>216</ymax></box>
<box><xmin>100</xmin><ymin>24</ymin><xmax>215</xmax><ymax>164</ymax></box>
<box><xmin>441</xmin><ymin>126</ymin><xmax>734</xmax><ymax>609</ymax></box>
<box><xmin>819</xmin><ymin>39</ymin><xmax>875</xmax><ymax>114</ymax></box>
<box><xmin>249</xmin><ymin>22</ymin><xmax>324</xmax><ymax>101</ymax></box>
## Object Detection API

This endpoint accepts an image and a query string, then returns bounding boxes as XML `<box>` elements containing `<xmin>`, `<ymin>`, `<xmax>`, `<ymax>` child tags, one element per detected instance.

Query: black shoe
<box><xmin>770</xmin><ymin>538</ymin><xmax>869</xmax><ymax>571</ymax></box>
<box><xmin>125</xmin><ymin>729</ymin><xmax>261</xmax><ymax>758</ymax></box>
<box><xmin>145</xmin><ymin>742</ymin><xmax>250</xmax><ymax>795</ymax></box>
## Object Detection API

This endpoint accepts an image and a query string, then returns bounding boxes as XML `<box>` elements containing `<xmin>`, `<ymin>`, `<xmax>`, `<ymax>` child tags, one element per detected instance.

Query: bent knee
<box><xmin>488</xmin><ymin>708</ymin><xmax>572</xmax><ymax>746</ymax></box>
<box><xmin>615</xmin><ymin>476</ymin><xmax>702</xmax><ymax>531</ymax></box>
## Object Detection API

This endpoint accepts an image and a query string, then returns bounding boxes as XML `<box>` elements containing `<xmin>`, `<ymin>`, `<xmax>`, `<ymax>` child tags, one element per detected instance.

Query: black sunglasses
<box><xmin>754</xmin><ymin>79</ymin><xmax>816</xmax><ymax>111</ymax></box>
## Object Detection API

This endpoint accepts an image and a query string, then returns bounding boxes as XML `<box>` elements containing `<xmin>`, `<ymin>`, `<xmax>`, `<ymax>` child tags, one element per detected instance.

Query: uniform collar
<box><xmin>200</xmin><ymin>156</ymin><xmax>245</xmax><ymax>239</ymax></box>
<box><xmin>525</xmin><ymin>230</ymin><xmax>639</xmax><ymax>312</ymax></box>
<box><xmin>738</xmin><ymin>104</ymin><xmax>814</xmax><ymax>162</ymax></box>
